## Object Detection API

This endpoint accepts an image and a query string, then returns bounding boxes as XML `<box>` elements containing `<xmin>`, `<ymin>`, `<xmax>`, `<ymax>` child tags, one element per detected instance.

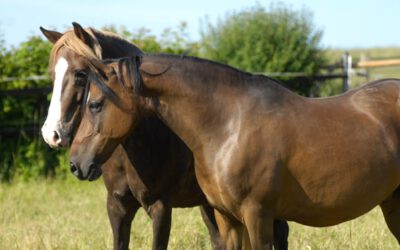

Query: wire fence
<box><xmin>0</xmin><ymin>75</ymin><xmax>49</xmax><ymax>83</ymax></box>
<box><xmin>2</xmin><ymin>53</ymin><xmax>400</xmax><ymax>137</ymax></box>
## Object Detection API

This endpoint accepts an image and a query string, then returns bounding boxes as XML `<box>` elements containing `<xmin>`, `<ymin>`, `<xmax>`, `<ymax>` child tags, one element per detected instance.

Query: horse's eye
<box><xmin>74</xmin><ymin>70</ymin><xmax>87</xmax><ymax>86</ymax></box>
<box><xmin>88</xmin><ymin>100</ymin><xmax>103</xmax><ymax>113</ymax></box>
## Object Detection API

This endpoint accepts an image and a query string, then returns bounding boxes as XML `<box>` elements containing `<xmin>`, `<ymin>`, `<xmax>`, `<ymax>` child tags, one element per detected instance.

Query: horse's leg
<box><xmin>380</xmin><ymin>187</ymin><xmax>400</xmax><ymax>244</ymax></box>
<box><xmin>148</xmin><ymin>200</ymin><xmax>172</xmax><ymax>250</ymax></box>
<box><xmin>273</xmin><ymin>219</ymin><xmax>289</xmax><ymax>250</ymax></box>
<box><xmin>200</xmin><ymin>204</ymin><xmax>223</xmax><ymax>250</ymax></box>
<box><xmin>242</xmin><ymin>218</ymin><xmax>289</xmax><ymax>249</ymax></box>
<box><xmin>214</xmin><ymin>209</ymin><xmax>243</xmax><ymax>250</ymax></box>
<box><xmin>243</xmin><ymin>203</ymin><xmax>274</xmax><ymax>250</ymax></box>
<box><xmin>242</xmin><ymin>226</ymin><xmax>251</xmax><ymax>250</ymax></box>
<box><xmin>107</xmin><ymin>191</ymin><xmax>140</xmax><ymax>250</ymax></box>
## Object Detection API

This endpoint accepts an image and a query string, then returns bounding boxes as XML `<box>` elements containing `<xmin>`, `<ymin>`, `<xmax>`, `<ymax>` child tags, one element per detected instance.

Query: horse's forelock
<box><xmin>120</xmin><ymin>56</ymin><xmax>143</xmax><ymax>95</ymax></box>
<box><xmin>132</xmin><ymin>56</ymin><xmax>143</xmax><ymax>95</ymax></box>
<box><xmin>63</xmin><ymin>28</ymin><xmax>102</xmax><ymax>60</ymax></box>
<box><xmin>117</xmin><ymin>57</ymin><xmax>142</xmax><ymax>95</ymax></box>
<box><xmin>86</xmin><ymin>64</ymin><xmax>126</xmax><ymax>112</ymax></box>
<box><xmin>48</xmin><ymin>29</ymin><xmax>103</xmax><ymax>74</ymax></box>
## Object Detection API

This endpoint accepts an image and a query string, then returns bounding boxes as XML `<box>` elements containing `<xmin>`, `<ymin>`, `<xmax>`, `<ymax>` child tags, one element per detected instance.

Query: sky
<box><xmin>1</xmin><ymin>0</ymin><xmax>400</xmax><ymax>49</ymax></box>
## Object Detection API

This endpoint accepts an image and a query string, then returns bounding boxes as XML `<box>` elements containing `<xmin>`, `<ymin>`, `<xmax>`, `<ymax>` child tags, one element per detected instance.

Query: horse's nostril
<box><xmin>70</xmin><ymin>162</ymin><xmax>77</xmax><ymax>173</ymax></box>
<box><xmin>54</xmin><ymin>130</ymin><xmax>68</xmax><ymax>147</ymax></box>
<box><xmin>53</xmin><ymin>130</ymin><xmax>60</xmax><ymax>141</ymax></box>
<box><xmin>70</xmin><ymin>161</ymin><xmax>84</xmax><ymax>180</ymax></box>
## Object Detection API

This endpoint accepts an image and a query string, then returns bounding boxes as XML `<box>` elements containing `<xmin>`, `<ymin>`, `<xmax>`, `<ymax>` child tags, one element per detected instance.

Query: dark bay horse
<box><xmin>71</xmin><ymin>54</ymin><xmax>400</xmax><ymax>249</ymax></box>
<box><xmin>40</xmin><ymin>23</ymin><xmax>289</xmax><ymax>249</ymax></box>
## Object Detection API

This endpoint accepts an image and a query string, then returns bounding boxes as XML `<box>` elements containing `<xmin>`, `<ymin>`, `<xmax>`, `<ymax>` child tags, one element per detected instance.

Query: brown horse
<box><xmin>71</xmin><ymin>54</ymin><xmax>400</xmax><ymax>249</ymax></box>
<box><xmin>40</xmin><ymin>23</ymin><xmax>289</xmax><ymax>249</ymax></box>
<box><xmin>40</xmin><ymin>23</ymin><xmax>221</xmax><ymax>250</ymax></box>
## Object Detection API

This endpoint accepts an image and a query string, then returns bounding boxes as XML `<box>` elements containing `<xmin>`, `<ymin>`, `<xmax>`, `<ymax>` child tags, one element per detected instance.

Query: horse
<box><xmin>40</xmin><ymin>23</ymin><xmax>289</xmax><ymax>249</ymax></box>
<box><xmin>40</xmin><ymin>23</ymin><xmax>220</xmax><ymax>250</ymax></box>
<box><xmin>70</xmin><ymin>54</ymin><xmax>400</xmax><ymax>249</ymax></box>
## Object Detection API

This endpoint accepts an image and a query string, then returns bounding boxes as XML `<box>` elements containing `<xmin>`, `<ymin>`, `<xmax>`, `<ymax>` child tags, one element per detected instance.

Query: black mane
<box><xmin>142</xmin><ymin>53</ymin><xmax>284</xmax><ymax>87</ymax></box>
<box><xmin>91</xmin><ymin>29</ymin><xmax>143</xmax><ymax>58</ymax></box>
<box><xmin>91</xmin><ymin>52</ymin><xmax>286</xmax><ymax>107</ymax></box>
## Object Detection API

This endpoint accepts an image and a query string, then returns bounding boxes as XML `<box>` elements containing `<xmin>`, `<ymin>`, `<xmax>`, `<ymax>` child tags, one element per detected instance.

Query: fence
<box><xmin>257</xmin><ymin>53</ymin><xmax>352</xmax><ymax>96</ymax></box>
<box><xmin>261</xmin><ymin>53</ymin><xmax>400</xmax><ymax>96</ymax></box>
<box><xmin>0</xmin><ymin>77</ymin><xmax>51</xmax><ymax>137</ymax></box>
<box><xmin>2</xmin><ymin>53</ymin><xmax>400</xmax><ymax>137</ymax></box>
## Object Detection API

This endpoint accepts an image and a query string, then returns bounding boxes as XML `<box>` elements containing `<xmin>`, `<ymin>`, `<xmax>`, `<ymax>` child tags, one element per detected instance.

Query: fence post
<box><xmin>342</xmin><ymin>52</ymin><xmax>352</xmax><ymax>92</ymax></box>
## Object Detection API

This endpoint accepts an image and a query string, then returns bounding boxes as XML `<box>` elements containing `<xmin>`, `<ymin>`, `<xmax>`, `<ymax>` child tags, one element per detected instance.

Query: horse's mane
<box><xmin>143</xmin><ymin>53</ymin><xmax>284</xmax><ymax>88</ymax></box>
<box><xmin>49</xmin><ymin>28</ymin><xmax>139</xmax><ymax>74</ymax></box>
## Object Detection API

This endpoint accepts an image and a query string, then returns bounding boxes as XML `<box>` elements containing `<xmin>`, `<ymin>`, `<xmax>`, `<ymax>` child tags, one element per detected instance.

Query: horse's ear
<box><xmin>40</xmin><ymin>27</ymin><xmax>62</xmax><ymax>44</ymax></box>
<box><xmin>72</xmin><ymin>22</ymin><xmax>95</xmax><ymax>48</ymax></box>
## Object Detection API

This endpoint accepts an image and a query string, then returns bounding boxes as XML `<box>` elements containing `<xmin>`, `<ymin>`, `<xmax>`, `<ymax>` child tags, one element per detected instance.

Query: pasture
<box><xmin>0</xmin><ymin>179</ymin><xmax>397</xmax><ymax>249</ymax></box>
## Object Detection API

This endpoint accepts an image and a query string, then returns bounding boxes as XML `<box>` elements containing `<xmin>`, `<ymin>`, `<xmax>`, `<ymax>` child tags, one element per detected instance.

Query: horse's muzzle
<box><xmin>69</xmin><ymin>161</ymin><xmax>102</xmax><ymax>181</ymax></box>
<box><xmin>41</xmin><ymin>123</ymin><xmax>70</xmax><ymax>148</ymax></box>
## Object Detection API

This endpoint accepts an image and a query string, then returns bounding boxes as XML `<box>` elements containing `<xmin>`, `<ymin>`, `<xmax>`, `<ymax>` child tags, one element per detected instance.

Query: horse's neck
<box><xmin>146</xmin><ymin>90</ymin><xmax>210</xmax><ymax>150</ymax></box>
<box><xmin>142</xmin><ymin>58</ymin><xmax>295</xmax><ymax>152</ymax></box>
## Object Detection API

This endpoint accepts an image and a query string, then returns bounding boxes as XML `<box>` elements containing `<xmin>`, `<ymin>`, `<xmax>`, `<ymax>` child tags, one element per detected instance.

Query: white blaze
<box><xmin>86</xmin><ymin>92</ymin><xmax>91</xmax><ymax>104</ymax></box>
<box><xmin>41</xmin><ymin>57</ymin><xmax>69</xmax><ymax>146</ymax></box>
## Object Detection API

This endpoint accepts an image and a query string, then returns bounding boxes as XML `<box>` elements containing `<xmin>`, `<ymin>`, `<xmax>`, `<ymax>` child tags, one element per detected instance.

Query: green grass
<box><xmin>0</xmin><ymin>180</ymin><xmax>398</xmax><ymax>249</ymax></box>
<box><xmin>3</xmin><ymin>47</ymin><xmax>400</xmax><ymax>249</ymax></box>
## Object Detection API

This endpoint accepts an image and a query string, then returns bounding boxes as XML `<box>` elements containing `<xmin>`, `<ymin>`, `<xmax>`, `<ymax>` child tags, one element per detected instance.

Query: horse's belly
<box><xmin>280</xmin><ymin>199</ymin><xmax>380</xmax><ymax>227</ymax></box>
<box><xmin>277</xmin><ymin>166</ymin><xmax>400</xmax><ymax>227</ymax></box>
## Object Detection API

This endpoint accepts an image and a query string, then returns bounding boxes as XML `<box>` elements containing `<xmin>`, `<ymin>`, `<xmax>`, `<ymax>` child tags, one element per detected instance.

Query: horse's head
<box><xmin>40</xmin><ymin>23</ymin><xmax>101</xmax><ymax>148</ymax></box>
<box><xmin>69</xmin><ymin>56</ymin><xmax>144</xmax><ymax>181</ymax></box>
<box><xmin>40</xmin><ymin>22</ymin><xmax>143</xmax><ymax>148</ymax></box>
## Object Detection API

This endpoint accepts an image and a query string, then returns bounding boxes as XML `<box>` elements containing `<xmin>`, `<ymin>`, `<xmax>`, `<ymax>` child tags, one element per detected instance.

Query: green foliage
<box><xmin>0</xmin><ymin>36</ymin><xmax>67</xmax><ymax>182</ymax></box>
<box><xmin>0</xmin><ymin>23</ymin><xmax>201</xmax><ymax>182</ymax></box>
<box><xmin>0</xmin><ymin>36</ymin><xmax>51</xmax><ymax>89</ymax></box>
<box><xmin>103</xmin><ymin>22</ymin><xmax>199</xmax><ymax>56</ymax></box>
<box><xmin>8</xmin><ymin>11</ymin><xmax>398</xmax><ymax>181</ymax></box>
<box><xmin>200</xmin><ymin>3</ymin><xmax>327</xmax><ymax>95</ymax></box>
<box><xmin>128</xmin><ymin>27</ymin><xmax>163</xmax><ymax>53</ymax></box>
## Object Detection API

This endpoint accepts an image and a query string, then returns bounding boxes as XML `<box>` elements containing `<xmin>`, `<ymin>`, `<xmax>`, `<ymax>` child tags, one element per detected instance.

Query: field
<box><xmin>2</xmin><ymin>47</ymin><xmax>400</xmax><ymax>249</ymax></box>
<box><xmin>0</xmin><ymin>179</ymin><xmax>398</xmax><ymax>249</ymax></box>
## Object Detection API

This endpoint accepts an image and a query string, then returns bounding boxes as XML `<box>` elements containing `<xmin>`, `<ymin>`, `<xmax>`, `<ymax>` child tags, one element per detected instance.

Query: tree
<box><xmin>0</xmin><ymin>23</ymin><xmax>201</xmax><ymax>182</ymax></box>
<box><xmin>200</xmin><ymin>3</ymin><xmax>326</xmax><ymax>95</ymax></box>
<box><xmin>103</xmin><ymin>22</ymin><xmax>199</xmax><ymax>56</ymax></box>
<box><xmin>0</xmin><ymin>36</ymin><xmax>63</xmax><ymax>181</ymax></box>
<box><xmin>0</xmin><ymin>23</ymin><xmax>201</xmax><ymax>181</ymax></box>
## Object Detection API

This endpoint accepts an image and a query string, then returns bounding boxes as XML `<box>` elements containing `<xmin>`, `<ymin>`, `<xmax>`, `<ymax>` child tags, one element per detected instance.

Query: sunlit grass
<box><xmin>0</xmin><ymin>180</ymin><xmax>398</xmax><ymax>249</ymax></box>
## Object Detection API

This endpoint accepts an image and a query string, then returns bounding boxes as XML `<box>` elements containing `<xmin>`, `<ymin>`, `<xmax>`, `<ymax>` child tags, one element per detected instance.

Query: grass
<box><xmin>2</xmin><ymin>47</ymin><xmax>400</xmax><ymax>249</ymax></box>
<box><xmin>0</xmin><ymin>180</ymin><xmax>398</xmax><ymax>249</ymax></box>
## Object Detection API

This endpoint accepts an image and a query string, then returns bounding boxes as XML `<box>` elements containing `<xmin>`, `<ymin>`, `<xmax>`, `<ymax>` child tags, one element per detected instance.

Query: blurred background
<box><xmin>0</xmin><ymin>0</ymin><xmax>399</xmax><ymax>248</ymax></box>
